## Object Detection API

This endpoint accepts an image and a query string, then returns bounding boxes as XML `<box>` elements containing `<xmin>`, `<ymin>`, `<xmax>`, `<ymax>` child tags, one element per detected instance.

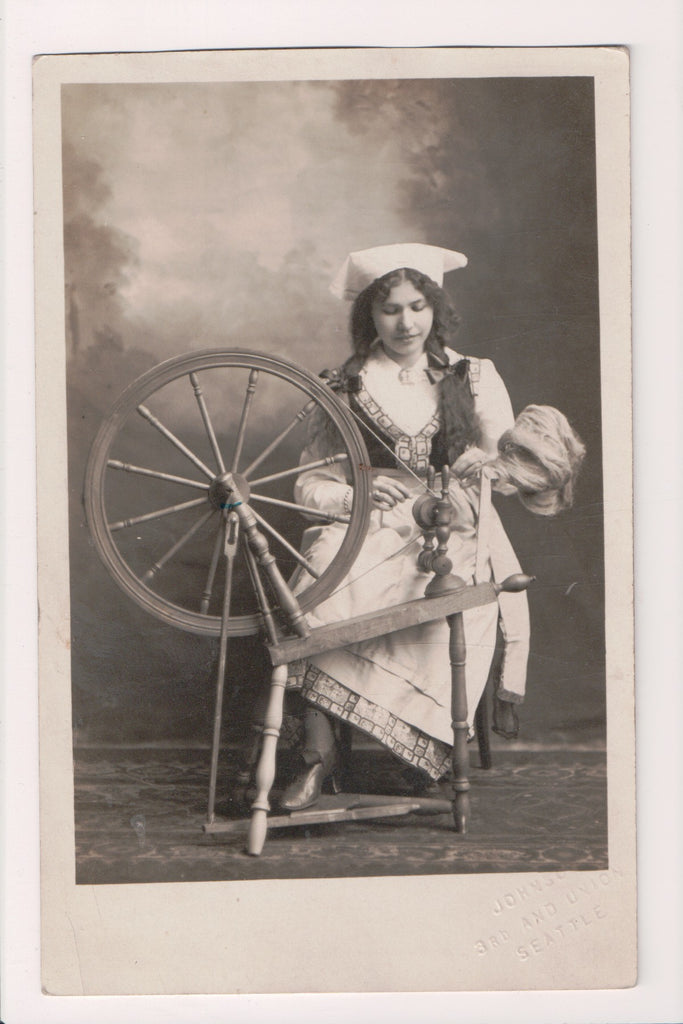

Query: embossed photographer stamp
<box><xmin>474</xmin><ymin>869</ymin><xmax>627</xmax><ymax>966</ymax></box>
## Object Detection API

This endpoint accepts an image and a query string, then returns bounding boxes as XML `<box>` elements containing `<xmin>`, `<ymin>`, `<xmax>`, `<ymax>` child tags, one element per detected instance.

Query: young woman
<box><xmin>280</xmin><ymin>243</ymin><xmax>583</xmax><ymax>811</ymax></box>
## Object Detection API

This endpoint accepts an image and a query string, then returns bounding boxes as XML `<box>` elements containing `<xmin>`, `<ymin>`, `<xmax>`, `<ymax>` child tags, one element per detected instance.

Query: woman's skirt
<box><xmin>288</xmin><ymin>471</ymin><xmax>507</xmax><ymax>780</ymax></box>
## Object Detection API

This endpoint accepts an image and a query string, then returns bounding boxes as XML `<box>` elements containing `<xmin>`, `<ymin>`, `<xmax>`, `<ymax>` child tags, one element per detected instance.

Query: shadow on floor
<box><xmin>74</xmin><ymin>745</ymin><xmax>607</xmax><ymax>884</ymax></box>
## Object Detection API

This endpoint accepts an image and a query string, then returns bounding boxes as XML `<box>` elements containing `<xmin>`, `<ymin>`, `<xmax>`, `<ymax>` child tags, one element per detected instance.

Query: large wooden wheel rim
<box><xmin>84</xmin><ymin>348</ymin><xmax>372</xmax><ymax>637</ymax></box>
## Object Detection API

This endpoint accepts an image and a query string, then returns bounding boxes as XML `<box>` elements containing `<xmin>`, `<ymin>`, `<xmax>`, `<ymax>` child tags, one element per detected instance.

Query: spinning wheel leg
<box><xmin>207</xmin><ymin>512</ymin><xmax>239</xmax><ymax>824</ymax></box>
<box><xmin>448</xmin><ymin>610</ymin><xmax>471</xmax><ymax>833</ymax></box>
<box><xmin>247</xmin><ymin>663</ymin><xmax>289</xmax><ymax>856</ymax></box>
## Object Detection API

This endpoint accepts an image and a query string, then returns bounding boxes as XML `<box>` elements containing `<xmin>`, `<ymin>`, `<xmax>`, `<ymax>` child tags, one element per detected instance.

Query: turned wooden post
<box><xmin>234</xmin><ymin>498</ymin><xmax>310</xmax><ymax>639</ymax></box>
<box><xmin>247</xmin><ymin>663</ymin><xmax>289</xmax><ymax>856</ymax></box>
<box><xmin>416</xmin><ymin>466</ymin><xmax>472</xmax><ymax>833</ymax></box>
<box><xmin>447</xmin><ymin>610</ymin><xmax>470</xmax><ymax>832</ymax></box>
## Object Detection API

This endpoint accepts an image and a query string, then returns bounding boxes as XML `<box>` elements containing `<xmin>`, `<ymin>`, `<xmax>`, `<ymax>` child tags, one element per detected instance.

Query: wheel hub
<box><xmin>208</xmin><ymin>471</ymin><xmax>251</xmax><ymax>510</ymax></box>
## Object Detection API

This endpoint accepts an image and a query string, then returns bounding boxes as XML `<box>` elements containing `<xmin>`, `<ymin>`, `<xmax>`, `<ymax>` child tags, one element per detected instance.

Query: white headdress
<box><xmin>330</xmin><ymin>242</ymin><xmax>468</xmax><ymax>300</ymax></box>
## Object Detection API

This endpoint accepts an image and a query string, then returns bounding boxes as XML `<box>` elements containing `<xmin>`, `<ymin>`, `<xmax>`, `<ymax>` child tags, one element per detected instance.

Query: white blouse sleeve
<box><xmin>293</xmin><ymin>433</ymin><xmax>353</xmax><ymax>515</ymax></box>
<box><xmin>474</xmin><ymin>358</ymin><xmax>518</xmax><ymax>495</ymax></box>
<box><xmin>475</xmin><ymin>358</ymin><xmax>515</xmax><ymax>456</ymax></box>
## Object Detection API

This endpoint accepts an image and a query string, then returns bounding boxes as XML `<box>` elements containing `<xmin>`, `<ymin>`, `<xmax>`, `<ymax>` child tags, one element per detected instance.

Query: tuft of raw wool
<box><xmin>493</xmin><ymin>405</ymin><xmax>586</xmax><ymax>516</ymax></box>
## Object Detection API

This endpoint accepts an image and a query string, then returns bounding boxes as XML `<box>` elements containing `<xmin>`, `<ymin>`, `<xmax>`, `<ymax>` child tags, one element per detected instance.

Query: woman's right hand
<box><xmin>370</xmin><ymin>475</ymin><xmax>411</xmax><ymax>510</ymax></box>
<box><xmin>451</xmin><ymin>446</ymin><xmax>489</xmax><ymax>487</ymax></box>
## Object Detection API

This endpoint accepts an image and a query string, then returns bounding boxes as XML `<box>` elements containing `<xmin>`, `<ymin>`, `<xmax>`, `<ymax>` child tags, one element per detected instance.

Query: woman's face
<box><xmin>371</xmin><ymin>278</ymin><xmax>435</xmax><ymax>367</ymax></box>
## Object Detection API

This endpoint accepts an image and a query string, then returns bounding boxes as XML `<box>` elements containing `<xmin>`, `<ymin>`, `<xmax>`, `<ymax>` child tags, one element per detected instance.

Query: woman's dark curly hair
<box><xmin>343</xmin><ymin>267</ymin><xmax>461</xmax><ymax>376</ymax></box>
<box><xmin>309</xmin><ymin>267</ymin><xmax>480</xmax><ymax>464</ymax></box>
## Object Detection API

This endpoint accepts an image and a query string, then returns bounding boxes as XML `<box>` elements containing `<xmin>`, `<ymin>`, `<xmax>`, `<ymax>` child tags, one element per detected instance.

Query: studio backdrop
<box><xmin>63</xmin><ymin>75</ymin><xmax>604</xmax><ymax>749</ymax></box>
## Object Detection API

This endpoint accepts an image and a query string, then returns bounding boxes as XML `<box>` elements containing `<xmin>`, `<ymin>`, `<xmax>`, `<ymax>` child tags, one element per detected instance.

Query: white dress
<box><xmin>289</xmin><ymin>346</ymin><xmax>530</xmax><ymax>780</ymax></box>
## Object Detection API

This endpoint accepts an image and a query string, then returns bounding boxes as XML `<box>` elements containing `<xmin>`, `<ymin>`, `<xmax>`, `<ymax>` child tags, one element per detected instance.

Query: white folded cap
<box><xmin>330</xmin><ymin>242</ymin><xmax>468</xmax><ymax>300</ymax></box>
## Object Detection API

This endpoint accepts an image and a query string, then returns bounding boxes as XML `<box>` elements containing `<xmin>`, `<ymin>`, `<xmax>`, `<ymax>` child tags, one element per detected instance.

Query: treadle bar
<box><xmin>205</xmin><ymin>801</ymin><xmax>452</xmax><ymax>835</ymax></box>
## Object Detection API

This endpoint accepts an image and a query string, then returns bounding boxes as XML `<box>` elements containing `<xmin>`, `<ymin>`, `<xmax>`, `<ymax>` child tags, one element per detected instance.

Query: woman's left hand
<box><xmin>451</xmin><ymin>447</ymin><xmax>490</xmax><ymax>488</ymax></box>
<box><xmin>371</xmin><ymin>475</ymin><xmax>411</xmax><ymax>510</ymax></box>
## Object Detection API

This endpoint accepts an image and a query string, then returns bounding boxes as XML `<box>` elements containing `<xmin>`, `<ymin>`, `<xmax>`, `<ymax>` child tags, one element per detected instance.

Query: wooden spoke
<box><xmin>142</xmin><ymin>507</ymin><xmax>216</xmax><ymax>582</ymax></box>
<box><xmin>248</xmin><ymin>505</ymin><xmax>321</xmax><ymax>579</ymax></box>
<box><xmin>200</xmin><ymin>521</ymin><xmax>225</xmax><ymax>614</ymax></box>
<box><xmin>242</xmin><ymin>398</ymin><xmax>317</xmax><ymax>478</ymax></box>
<box><xmin>249</xmin><ymin>453</ymin><xmax>349</xmax><ymax>488</ymax></box>
<box><xmin>137</xmin><ymin>404</ymin><xmax>215</xmax><ymax>480</ymax></box>
<box><xmin>231</xmin><ymin>369</ymin><xmax>259</xmax><ymax>473</ymax></box>
<box><xmin>243</xmin><ymin>542</ymin><xmax>279</xmax><ymax>645</ymax></box>
<box><xmin>107</xmin><ymin>460</ymin><xmax>209</xmax><ymax>491</ymax></box>
<box><xmin>108</xmin><ymin>496</ymin><xmax>208</xmax><ymax>532</ymax></box>
<box><xmin>249</xmin><ymin>492</ymin><xmax>350</xmax><ymax>525</ymax></box>
<box><xmin>189</xmin><ymin>372</ymin><xmax>226</xmax><ymax>473</ymax></box>
<box><xmin>84</xmin><ymin>349</ymin><xmax>372</xmax><ymax>638</ymax></box>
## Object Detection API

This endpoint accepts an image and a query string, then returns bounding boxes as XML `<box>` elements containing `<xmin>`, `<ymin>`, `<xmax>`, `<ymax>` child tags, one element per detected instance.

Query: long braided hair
<box><xmin>313</xmin><ymin>268</ymin><xmax>481</xmax><ymax>463</ymax></box>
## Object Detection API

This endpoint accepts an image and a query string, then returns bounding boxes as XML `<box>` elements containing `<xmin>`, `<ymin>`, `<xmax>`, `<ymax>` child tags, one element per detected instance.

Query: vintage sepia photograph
<box><xmin>33</xmin><ymin>47</ymin><xmax>634</xmax><ymax>994</ymax></box>
<box><xmin>64</xmin><ymin>67</ymin><xmax>606</xmax><ymax>880</ymax></box>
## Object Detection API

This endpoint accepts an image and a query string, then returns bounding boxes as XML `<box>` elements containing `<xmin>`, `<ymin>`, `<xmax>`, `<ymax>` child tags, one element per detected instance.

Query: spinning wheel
<box><xmin>84</xmin><ymin>348</ymin><xmax>532</xmax><ymax>856</ymax></box>
<box><xmin>84</xmin><ymin>348</ymin><xmax>372</xmax><ymax>638</ymax></box>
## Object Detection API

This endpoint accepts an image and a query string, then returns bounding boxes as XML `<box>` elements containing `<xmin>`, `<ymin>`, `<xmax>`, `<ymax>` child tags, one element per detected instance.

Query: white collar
<box><xmin>366</xmin><ymin>345</ymin><xmax>430</xmax><ymax>376</ymax></box>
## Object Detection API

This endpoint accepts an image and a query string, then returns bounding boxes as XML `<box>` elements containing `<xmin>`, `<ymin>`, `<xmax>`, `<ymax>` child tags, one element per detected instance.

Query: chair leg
<box><xmin>475</xmin><ymin>623</ymin><xmax>504</xmax><ymax>771</ymax></box>
<box><xmin>448</xmin><ymin>609</ymin><xmax>470</xmax><ymax>834</ymax></box>
<box><xmin>475</xmin><ymin>690</ymin><xmax>492</xmax><ymax>770</ymax></box>
<box><xmin>337</xmin><ymin>721</ymin><xmax>353</xmax><ymax>791</ymax></box>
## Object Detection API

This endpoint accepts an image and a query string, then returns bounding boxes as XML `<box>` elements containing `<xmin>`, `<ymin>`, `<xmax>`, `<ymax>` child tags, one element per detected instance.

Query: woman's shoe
<box><xmin>279</xmin><ymin>762</ymin><xmax>326</xmax><ymax>812</ymax></box>
<box><xmin>280</xmin><ymin>708</ymin><xmax>339</xmax><ymax>811</ymax></box>
<box><xmin>279</xmin><ymin>752</ymin><xmax>340</xmax><ymax>812</ymax></box>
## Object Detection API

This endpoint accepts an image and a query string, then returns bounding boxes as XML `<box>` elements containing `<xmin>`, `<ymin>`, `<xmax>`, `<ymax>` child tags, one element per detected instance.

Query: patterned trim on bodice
<box><xmin>353</xmin><ymin>381</ymin><xmax>441</xmax><ymax>476</ymax></box>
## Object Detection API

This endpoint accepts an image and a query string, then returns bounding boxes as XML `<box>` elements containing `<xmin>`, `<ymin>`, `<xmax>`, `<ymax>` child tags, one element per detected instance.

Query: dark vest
<box><xmin>321</xmin><ymin>357</ymin><xmax>476</xmax><ymax>476</ymax></box>
<box><xmin>350</xmin><ymin>393</ymin><xmax>451</xmax><ymax>473</ymax></box>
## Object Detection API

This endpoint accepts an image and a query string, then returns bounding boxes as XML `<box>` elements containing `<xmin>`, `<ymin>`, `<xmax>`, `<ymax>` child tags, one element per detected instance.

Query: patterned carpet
<box><xmin>74</xmin><ymin>745</ymin><xmax>607</xmax><ymax>884</ymax></box>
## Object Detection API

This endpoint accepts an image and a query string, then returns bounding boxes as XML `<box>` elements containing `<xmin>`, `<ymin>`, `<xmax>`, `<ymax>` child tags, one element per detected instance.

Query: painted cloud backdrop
<box><xmin>62</xmin><ymin>77</ymin><xmax>604</xmax><ymax>744</ymax></box>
